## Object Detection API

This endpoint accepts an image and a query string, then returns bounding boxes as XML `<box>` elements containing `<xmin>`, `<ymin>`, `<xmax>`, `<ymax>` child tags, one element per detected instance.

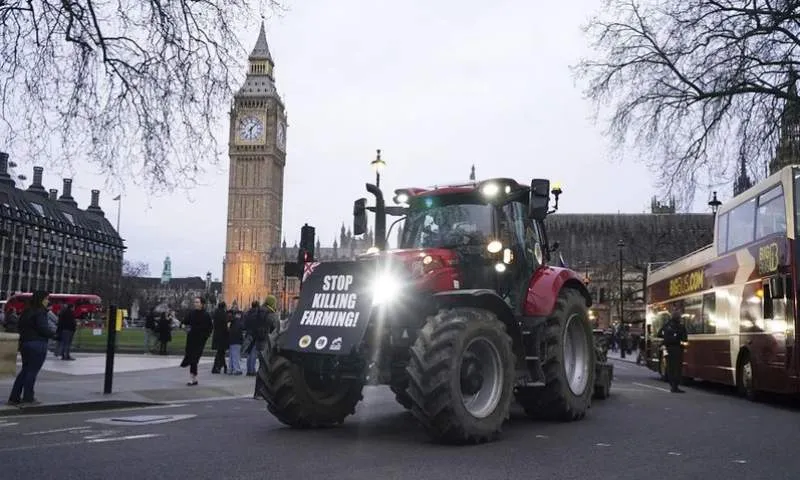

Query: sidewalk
<box><xmin>606</xmin><ymin>349</ymin><xmax>643</xmax><ymax>365</ymax></box>
<box><xmin>0</xmin><ymin>352</ymin><xmax>259</xmax><ymax>416</ymax></box>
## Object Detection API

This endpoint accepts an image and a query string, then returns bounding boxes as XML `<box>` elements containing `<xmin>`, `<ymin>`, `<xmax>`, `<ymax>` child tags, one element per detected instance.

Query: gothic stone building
<box><xmin>546</xmin><ymin>199</ymin><xmax>714</xmax><ymax>328</ymax></box>
<box><xmin>0</xmin><ymin>152</ymin><xmax>124</xmax><ymax>299</ymax></box>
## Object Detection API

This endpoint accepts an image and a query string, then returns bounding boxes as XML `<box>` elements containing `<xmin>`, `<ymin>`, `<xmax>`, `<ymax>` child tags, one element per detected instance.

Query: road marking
<box><xmin>0</xmin><ymin>440</ymin><xmax>86</xmax><ymax>453</ymax></box>
<box><xmin>24</xmin><ymin>426</ymin><xmax>91</xmax><ymax>436</ymax></box>
<box><xmin>87</xmin><ymin>433</ymin><xmax>162</xmax><ymax>443</ymax></box>
<box><xmin>595</xmin><ymin>443</ymin><xmax>611</xmax><ymax>447</ymax></box>
<box><xmin>733</xmin><ymin>460</ymin><xmax>747</xmax><ymax>464</ymax></box>
<box><xmin>3</xmin><ymin>402</ymin><xmax>186</xmax><ymax>420</ymax></box>
<box><xmin>668</xmin><ymin>452</ymin><xmax>682</xmax><ymax>456</ymax></box>
<box><xmin>632</xmin><ymin>382</ymin><xmax>671</xmax><ymax>393</ymax></box>
<box><xmin>535</xmin><ymin>435</ymin><xmax>548</xmax><ymax>439</ymax></box>
<box><xmin>0</xmin><ymin>422</ymin><xmax>19</xmax><ymax>428</ymax></box>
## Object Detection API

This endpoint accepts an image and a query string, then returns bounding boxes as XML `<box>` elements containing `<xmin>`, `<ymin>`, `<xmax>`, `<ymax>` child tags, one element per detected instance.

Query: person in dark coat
<box><xmin>56</xmin><ymin>305</ymin><xmax>76</xmax><ymax>361</ymax></box>
<box><xmin>211</xmin><ymin>302</ymin><xmax>229</xmax><ymax>374</ymax></box>
<box><xmin>657</xmin><ymin>309</ymin><xmax>689</xmax><ymax>393</ymax></box>
<box><xmin>180</xmin><ymin>296</ymin><xmax>213</xmax><ymax>385</ymax></box>
<box><xmin>157</xmin><ymin>312</ymin><xmax>172</xmax><ymax>355</ymax></box>
<box><xmin>227</xmin><ymin>310</ymin><xmax>244</xmax><ymax>375</ymax></box>
<box><xmin>7</xmin><ymin>290</ymin><xmax>57</xmax><ymax>406</ymax></box>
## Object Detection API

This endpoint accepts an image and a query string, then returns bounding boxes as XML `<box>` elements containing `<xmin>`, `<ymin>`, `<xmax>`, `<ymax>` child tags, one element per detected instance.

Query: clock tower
<box><xmin>222</xmin><ymin>22</ymin><xmax>288</xmax><ymax>307</ymax></box>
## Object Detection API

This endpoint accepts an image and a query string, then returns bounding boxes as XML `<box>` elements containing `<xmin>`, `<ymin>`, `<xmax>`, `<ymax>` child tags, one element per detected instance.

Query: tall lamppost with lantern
<box><xmin>370</xmin><ymin>149</ymin><xmax>385</xmax><ymax>188</ymax></box>
<box><xmin>708</xmin><ymin>191</ymin><xmax>722</xmax><ymax>215</ymax></box>
<box><xmin>617</xmin><ymin>239</ymin><xmax>625</xmax><ymax>324</ymax></box>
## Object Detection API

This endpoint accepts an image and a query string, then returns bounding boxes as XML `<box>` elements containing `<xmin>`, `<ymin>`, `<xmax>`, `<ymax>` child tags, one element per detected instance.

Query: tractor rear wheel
<box><xmin>406</xmin><ymin>307</ymin><xmax>515</xmax><ymax>444</ymax></box>
<box><xmin>258</xmin><ymin>352</ymin><xmax>364</xmax><ymax>428</ymax></box>
<box><xmin>516</xmin><ymin>288</ymin><xmax>596</xmax><ymax>421</ymax></box>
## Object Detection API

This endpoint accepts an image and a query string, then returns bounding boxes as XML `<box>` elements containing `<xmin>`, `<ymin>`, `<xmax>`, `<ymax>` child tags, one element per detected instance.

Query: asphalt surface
<box><xmin>1</xmin><ymin>359</ymin><xmax>798</xmax><ymax>480</ymax></box>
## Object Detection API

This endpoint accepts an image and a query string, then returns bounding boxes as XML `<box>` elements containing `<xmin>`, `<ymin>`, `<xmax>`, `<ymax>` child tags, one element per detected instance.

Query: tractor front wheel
<box><xmin>406</xmin><ymin>307</ymin><xmax>515</xmax><ymax>444</ymax></box>
<box><xmin>258</xmin><ymin>352</ymin><xmax>364</xmax><ymax>428</ymax></box>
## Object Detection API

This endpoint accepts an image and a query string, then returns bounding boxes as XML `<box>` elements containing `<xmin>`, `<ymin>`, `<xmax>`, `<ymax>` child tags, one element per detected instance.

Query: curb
<box><xmin>609</xmin><ymin>356</ymin><xmax>641</xmax><ymax>365</ymax></box>
<box><xmin>0</xmin><ymin>400</ymin><xmax>162</xmax><ymax>417</ymax></box>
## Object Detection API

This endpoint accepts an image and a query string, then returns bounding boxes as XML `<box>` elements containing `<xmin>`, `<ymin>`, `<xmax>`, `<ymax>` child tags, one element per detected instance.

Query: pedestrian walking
<box><xmin>180</xmin><ymin>297</ymin><xmax>213</xmax><ymax>386</ymax></box>
<box><xmin>157</xmin><ymin>312</ymin><xmax>172</xmax><ymax>355</ymax></box>
<box><xmin>227</xmin><ymin>310</ymin><xmax>244</xmax><ymax>375</ymax></box>
<box><xmin>56</xmin><ymin>304</ymin><xmax>76</xmax><ymax>360</ymax></box>
<box><xmin>211</xmin><ymin>302</ymin><xmax>229</xmax><ymax>374</ymax></box>
<box><xmin>657</xmin><ymin>309</ymin><xmax>689</xmax><ymax>393</ymax></box>
<box><xmin>243</xmin><ymin>300</ymin><xmax>268</xmax><ymax>377</ymax></box>
<box><xmin>144</xmin><ymin>309</ymin><xmax>157</xmax><ymax>353</ymax></box>
<box><xmin>7</xmin><ymin>290</ymin><xmax>57</xmax><ymax>406</ymax></box>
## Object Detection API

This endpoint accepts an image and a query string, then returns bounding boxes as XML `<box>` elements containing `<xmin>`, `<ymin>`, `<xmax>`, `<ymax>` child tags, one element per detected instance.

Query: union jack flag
<box><xmin>303</xmin><ymin>262</ymin><xmax>321</xmax><ymax>282</ymax></box>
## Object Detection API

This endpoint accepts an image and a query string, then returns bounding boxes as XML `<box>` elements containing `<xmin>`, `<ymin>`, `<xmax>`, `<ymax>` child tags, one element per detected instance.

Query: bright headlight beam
<box><xmin>372</xmin><ymin>274</ymin><xmax>402</xmax><ymax>305</ymax></box>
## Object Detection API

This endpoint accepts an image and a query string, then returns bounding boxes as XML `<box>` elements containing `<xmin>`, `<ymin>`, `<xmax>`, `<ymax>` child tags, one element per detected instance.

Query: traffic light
<box><xmin>300</xmin><ymin>224</ymin><xmax>315</xmax><ymax>261</ymax></box>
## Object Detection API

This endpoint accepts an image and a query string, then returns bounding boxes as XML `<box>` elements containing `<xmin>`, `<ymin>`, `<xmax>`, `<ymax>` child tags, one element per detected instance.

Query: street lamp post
<box><xmin>370</xmin><ymin>149</ymin><xmax>386</xmax><ymax>188</ymax></box>
<box><xmin>617</xmin><ymin>239</ymin><xmax>625</xmax><ymax>323</ymax></box>
<box><xmin>708</xmin><ymin>191</ymin><xmax>722</xmax><ymax>215</ymax></box>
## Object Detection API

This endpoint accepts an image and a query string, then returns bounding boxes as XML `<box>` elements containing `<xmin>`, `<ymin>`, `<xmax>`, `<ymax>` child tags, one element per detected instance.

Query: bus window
<box><xmin>756</xmin><ymin>185</ymin><xmax>786</xmax><ymax>238</ymax></box>
<box><xmin>740</xmin><ymin>282</ymin><xmax>765</xmax><ymax>333</ymax></box>
<box><xmin>683</xmin><ymin>297</ymin><xmax>704</xmax><ymax>334</ymax></box>
<box><xmin>728</xmin><ymin>198</ymin><xmax>756</xmax><ymax>249</ymax></box>
<box><xmin>717</xmin><ymin>213</ymin><xmax>729</xmax><ymax>255</ymax></box>
<box><xmin>702</xmin><ymin>292</ymin><xmax>717</xmax><ymax>334</ymax></box>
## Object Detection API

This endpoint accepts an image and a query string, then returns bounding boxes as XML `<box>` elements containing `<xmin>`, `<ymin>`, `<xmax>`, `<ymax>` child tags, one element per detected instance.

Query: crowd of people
<box><xmin>3</xmin><ymin>291</ymin><xmax>281</xmax><ymax>405</ymax></box>
<box><xmin>142</xmin><ymin>296</ymin><xmax>280</xmax><ymax>386</ymax></box>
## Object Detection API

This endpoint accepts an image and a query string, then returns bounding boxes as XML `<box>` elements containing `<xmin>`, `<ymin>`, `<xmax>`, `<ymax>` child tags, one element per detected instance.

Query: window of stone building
<box><xmin>29</xmin><ymin>203</ymin><xmax>44</xmax><ymax>216</ymax></box>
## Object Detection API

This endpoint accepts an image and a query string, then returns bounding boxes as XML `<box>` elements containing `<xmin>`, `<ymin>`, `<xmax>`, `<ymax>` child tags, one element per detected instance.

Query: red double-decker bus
<box><xmin>4</xmin><ymin>292</ymin><xmax>103</xmax><ymax>320</ymax></box>
<box><xmin>645</xmin><ymin>165</ymin><xmax>800</xmax><ymax>399</ymax></box>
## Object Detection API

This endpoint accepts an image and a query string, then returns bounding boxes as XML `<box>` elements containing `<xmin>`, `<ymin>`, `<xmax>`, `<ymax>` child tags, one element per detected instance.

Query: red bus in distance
<box><xmin>4</xmin><ymin>292</ymin><xmax>103</xmax><ymax>320</ymax></box>
<box><xmin>645</xmin><ymin>164</ymin><xmax>800</xmax><ymax>399</ymax></box>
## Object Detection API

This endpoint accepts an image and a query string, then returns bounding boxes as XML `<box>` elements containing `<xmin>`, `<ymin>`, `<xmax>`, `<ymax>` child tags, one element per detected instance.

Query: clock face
<box><xmin>237</xmin><ymin>115</ymin><xmax>264</xmax><ymax>142</ymax></box>
<box><xmin>276</xmin><ymin>123</ymin><xmax>286</xmax><ymax>150</ymax></box>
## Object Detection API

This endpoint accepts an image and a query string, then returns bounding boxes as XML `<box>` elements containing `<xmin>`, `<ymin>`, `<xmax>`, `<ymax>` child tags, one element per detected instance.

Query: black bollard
<box><xmin>103</xmin><ymin>305</ymin><xmax>118</xmax><ymax>394</ymax></box>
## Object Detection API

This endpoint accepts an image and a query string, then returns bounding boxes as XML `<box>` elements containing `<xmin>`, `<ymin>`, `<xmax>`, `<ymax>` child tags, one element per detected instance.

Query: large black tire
<box><xmin>390</xmin><ymin>384</ymin><xmax>413</xmax><ymax>409</ymax></box>
<box><xmin>516</xmin><ymin>288</ymin><xmax>596</xmax><ymax>421</ymax></box>
<box><xmin>405</xmin><ymin>307</ymin><xmax>515</xmax><ymax>444</ymax></box>
<box><xmin>258</xmin><ymin>352</ymin><xmax>364</xmax><ymax>428</ymax></box>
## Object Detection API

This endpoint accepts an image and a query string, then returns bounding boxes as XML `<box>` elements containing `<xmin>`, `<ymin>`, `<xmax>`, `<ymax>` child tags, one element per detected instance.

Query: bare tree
<box><xmin>122</xmin><ymin>259</ymin><xmax>150</xmax><ymax>277</ymax></box>
<box><xmin>576</xmin><ymin>0</ymin><xmax>800</xmax><ymax>204</ymax></box>
<box><xmin>0</xmin><ymin>0</ymin><xmax>284</xmax><ymax>192</ymax></box>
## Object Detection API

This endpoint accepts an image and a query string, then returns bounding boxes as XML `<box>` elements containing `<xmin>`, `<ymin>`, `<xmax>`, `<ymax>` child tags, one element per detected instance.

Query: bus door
<box><xmin>760</xmin><ymin>275</ymin><xmax>794</xmax><ymax>391</ymax></box>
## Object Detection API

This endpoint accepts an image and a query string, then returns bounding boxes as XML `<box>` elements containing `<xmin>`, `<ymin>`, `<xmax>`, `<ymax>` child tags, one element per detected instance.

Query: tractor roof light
<box><xmin>481</xmin><ymin>183</ymin><xmax>500</xmax><ymax>197</ymax></box>
<box><xmin>487</xmin><ymin>240</ymin><xmax>502</xmax><ymax>254</ymax></box>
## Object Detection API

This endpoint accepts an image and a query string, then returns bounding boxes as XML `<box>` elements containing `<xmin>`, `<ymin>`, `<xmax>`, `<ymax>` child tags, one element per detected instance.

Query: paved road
<box><xmin>0</xmin><ymin>360</ymin><xmax>797</xmax><ymax>480</ymax></box>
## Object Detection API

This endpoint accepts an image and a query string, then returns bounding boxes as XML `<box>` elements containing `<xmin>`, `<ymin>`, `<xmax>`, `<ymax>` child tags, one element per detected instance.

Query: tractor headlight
<box><xmin>372</xmin><ymin>274</ymin><xmax>402</xmax><ymax>305</ymax></box>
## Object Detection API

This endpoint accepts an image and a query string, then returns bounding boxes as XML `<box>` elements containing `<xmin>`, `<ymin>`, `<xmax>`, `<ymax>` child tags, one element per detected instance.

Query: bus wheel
<box><xmin>736</xmin><ymin>353</ymin><xmax>758</xmax><ymax>401</ymax></box>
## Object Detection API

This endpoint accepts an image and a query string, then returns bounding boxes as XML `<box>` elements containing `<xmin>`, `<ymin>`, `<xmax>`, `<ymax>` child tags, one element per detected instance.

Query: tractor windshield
<box><xmin>400</xmin><ymin>195</ymin><xmax>494</xmax><ymax>249</ymax></box>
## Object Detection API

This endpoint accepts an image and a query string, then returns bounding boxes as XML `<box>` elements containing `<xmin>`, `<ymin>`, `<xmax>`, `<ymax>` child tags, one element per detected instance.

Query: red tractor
<box><xmin>258</xmin><ymin>177</ymin><xmax>612</xmax><ymax>444</ymax></box>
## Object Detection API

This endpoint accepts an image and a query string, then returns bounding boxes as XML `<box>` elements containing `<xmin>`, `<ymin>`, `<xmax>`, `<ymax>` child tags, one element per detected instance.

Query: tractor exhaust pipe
<box><xmin>366</xmin><ymin>183</ymin><xmax>387</xmax><ymax>250</ymax></box>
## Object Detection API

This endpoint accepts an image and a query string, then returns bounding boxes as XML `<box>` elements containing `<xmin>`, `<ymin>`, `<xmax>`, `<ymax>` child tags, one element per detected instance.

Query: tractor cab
<box><xmin>353</xmin><ymin>177</ymin><xmax>563</xmax><ymax>312</ymax></box>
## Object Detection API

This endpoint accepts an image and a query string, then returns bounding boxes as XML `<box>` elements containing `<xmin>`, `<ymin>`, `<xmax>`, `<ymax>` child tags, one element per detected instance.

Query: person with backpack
<box><xmin>657</xmin><ymin>309</ymin><xmax>689</xmax><ymax>393</ymax></box>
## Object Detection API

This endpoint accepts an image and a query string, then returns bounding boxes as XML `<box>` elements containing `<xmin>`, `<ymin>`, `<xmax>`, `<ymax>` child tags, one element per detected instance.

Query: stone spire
<box><xmin>236</xmin><ymin>20</ymin><xmax>279</xmax><ymax>98</ymax></box>
<box><xmin>770</xmin><ymin>67</ymin><xmax>800</xmax><ymax>175</ymax></box>
<box><xmin>733</xmin><ymin>155</ymin><xmax>753</xmax><ymax>197</ymax></box>
<box><xmin>469</xmin><ymin>165</ymin><xmax>476</xmax><ymax>181</ymax></box>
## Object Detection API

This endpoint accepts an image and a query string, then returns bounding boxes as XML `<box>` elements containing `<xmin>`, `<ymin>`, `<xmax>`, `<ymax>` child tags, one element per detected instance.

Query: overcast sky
<box><xmin>8</xmin><ymin>0</ymin><xmax>722</xmax><ymax>279</ymax></box>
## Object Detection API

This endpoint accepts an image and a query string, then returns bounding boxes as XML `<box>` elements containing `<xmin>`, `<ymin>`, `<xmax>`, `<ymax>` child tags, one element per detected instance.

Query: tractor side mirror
<box><xmin>529</xmin><ymin>178</ymin><xmax>550</xmax><ymax>220</ymax></box>
<box><xmin>353</xmin><ymin>198</ymin><xmax>367</xmax><ymax>236</ymax></box>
